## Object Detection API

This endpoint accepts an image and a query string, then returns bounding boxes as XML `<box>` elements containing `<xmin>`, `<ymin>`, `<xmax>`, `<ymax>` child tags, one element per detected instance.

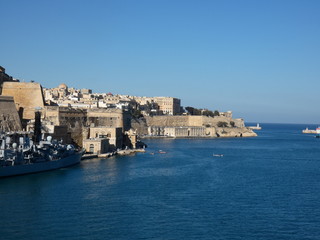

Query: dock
<box><xmin>82</xmin><ymin>148</ymin><xmax>146</xmax><ymax>160</ymax></box>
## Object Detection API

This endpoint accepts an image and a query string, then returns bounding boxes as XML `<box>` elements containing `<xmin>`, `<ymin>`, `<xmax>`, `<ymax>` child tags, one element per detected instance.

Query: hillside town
<box><xmin>0</xmin><ymin>66</ymin><xmax>257</xmax><ymax>156</ymax></box>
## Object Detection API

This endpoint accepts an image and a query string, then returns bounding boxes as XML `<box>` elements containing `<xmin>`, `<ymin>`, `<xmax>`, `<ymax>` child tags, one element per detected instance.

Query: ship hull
<box><xmin>0</xmin><ymin>152</ymin><xmax>82</xmax><ymax>177</ymax></box>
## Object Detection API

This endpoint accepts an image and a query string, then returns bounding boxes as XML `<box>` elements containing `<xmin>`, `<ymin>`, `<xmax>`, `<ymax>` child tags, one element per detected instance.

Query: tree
<box><xmin>185</xmin><ymin>106</ymin><xmax>195</xmax><ymax>115</ymax></box>
<box><xmin>202</xmin><ymin>110</ymin><xmax>214</xmax><ymax>117</ymax></box>
<box><xmin>193</xmin><ymin>108</ymin><xmax>201</xmax><ymax>115</ymax></box>
<box><xmin>217</xmin><ymin>121</ymin><xmax>228</xmax><ymax>128</ymax></box>
<box><xmin>214</xmin><ymin>110</ymin><xmax>220</xmax><ymax>116</ymax></box>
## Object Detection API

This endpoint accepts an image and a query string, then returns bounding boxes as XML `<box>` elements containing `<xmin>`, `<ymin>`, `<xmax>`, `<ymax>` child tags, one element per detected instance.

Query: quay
<box><xmin>82</xmin><ymin>148</ymin><xmax>146</xmax><ymax>160</ymax></box>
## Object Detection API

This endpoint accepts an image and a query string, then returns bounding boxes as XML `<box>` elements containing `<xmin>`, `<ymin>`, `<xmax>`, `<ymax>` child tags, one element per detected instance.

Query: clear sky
<box><xmin>1</xmin><ymin>0</ymin><xmax>320</xmax><ymax>124</ymax></box>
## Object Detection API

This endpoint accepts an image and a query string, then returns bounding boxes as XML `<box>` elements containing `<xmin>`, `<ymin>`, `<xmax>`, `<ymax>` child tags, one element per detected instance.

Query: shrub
<box><xmin>217</xmin><ymin>121</ymin><xmax>228</xmax><ymax>128</ymax></box>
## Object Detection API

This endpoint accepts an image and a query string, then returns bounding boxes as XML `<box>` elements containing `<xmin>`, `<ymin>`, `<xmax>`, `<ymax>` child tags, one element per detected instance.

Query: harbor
<box><xmin>2</xmin><ymin>123</ymin><xmax>320</xmax><ymax>240</ymax></box>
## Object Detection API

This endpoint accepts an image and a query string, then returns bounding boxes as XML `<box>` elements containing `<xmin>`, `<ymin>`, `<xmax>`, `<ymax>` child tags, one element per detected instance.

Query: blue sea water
<box><xmin>1</xmin><ymin>123</ymin><xmax>320</xmax><ymax>240</ymax></box>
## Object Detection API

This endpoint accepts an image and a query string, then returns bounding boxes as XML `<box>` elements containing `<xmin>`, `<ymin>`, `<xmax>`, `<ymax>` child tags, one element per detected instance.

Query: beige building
<box><xmin>145</xmin><ymin>115</ymin><xmax>244</xmax><ymax>128</ymax></box>
<box><xmin>83</xmin><ymin>138</ymin><xmax>109</xmax><ymax>154</ymax></box>
<box><xmin>2</xmin><ymin>81</ymin><xmax>45</xmax><ymax>120</ymax></box>
<box><xmin>89</xmin><ymin>127</ymin><xmax>123</xmax><ymax>150</ymax></box>
<box><xmin>149</xmin><ymin>126</ymin><xmax>216</xmax><ymax>137</ymax></box>
<box><xmin>152</xmin><ymin>97</ymin><xmax>181</xmax><ymax>115</ymax></box>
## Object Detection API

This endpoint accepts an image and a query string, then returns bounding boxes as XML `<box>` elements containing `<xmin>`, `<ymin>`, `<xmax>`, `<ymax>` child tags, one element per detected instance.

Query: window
<box><xmin>89</xmin><ymin>144</ymin><xmax>94</xmax><ymax>153</ymax></box>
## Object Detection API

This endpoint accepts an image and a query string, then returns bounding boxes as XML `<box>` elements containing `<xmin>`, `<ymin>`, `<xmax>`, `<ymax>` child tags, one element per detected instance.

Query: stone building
<box><xmin>145</xmin><ymin>115</ymin><xmax>245</xmax><ymax>128</ymax></box>
<box><xmin>148</xmin><ymin>126</ymin><xmax>216</xmax><ymax>137</ymax></box>
<box><xmin>152</xmin><ymin>97</ymin><xmax>181</xmax><ymax>115</ymax></box>
<box><xmin>83</xmin><ymin>138</ymin><xmax>109</xmax><ymax>154</ymax></box>
<box><xmin>89</xmin><ymin>127</ymin><xmax>123</xmax><ymax>150</ymax></box>
<box><xmin>0</xmin><ymin>96</ymin><xmax>22</xmax><ymax>132</ymax></box>
<box><xmin>87</xmin><ymin>108</ymin><xmax>129</xmax><ymax>130</ymax></box>
<box><xmin>2</xmin><ymin>81</ymin><xmax>45</xmax><ymax>121</ymax></box>
<box><xmin>41</xmin><ymin>106</ymin><xmax>129</xmax><ymax>148</ymax></box>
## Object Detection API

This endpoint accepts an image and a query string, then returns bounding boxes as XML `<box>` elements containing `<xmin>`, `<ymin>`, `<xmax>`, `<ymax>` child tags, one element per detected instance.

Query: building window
<box><xmin>89</xmin><ymin>144</ymin><xmax>94</xmax><ymax>153</ymax></box>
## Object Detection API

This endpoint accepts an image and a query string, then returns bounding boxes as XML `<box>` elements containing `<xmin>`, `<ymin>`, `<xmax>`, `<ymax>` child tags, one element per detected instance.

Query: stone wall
<box><xmin>141</xmin><ymin>115</ymin><xmax>254</xmax><ymax>138</ymax></box>
<box><xmin>145</xmin><ymin>115</ymin><xmax>245</xmax><ymax>128</ymax></box>
<box><xmin>0</xmin><ymin>96</ymin><xmax>22</xmax><ymax>132</ymax></box>
<box><xmin>86</xmin><ymin>108</ymin><xmax>132</xmax><ymax>131</ymax></box>
<box><xmin>2</xmin><ymin>82</ymin><xmax>45</xmax><ymax>120</ymax></box>
<box><xmin>145</xmin><ymin>116</ymin><xmax>189</xmax><ymax>127</ymax></box>
<box><xmin>89</xmin><ymin>127</ymin><xmax>123</xmax><ymax>150</ymax></box>
<box><xmin>148</xmin><ymin>126</ymin><xmax>217</xmax><ymax>137</ymax></box>
<box><xmin>131</xmin><ymin>118</ymin><xmax>149</xmax><ymax>135</ymax></box>
<box><xmin>41</xmin><ymin>106</ymin><xmax>128</xmax><ymax>147</ymax></box>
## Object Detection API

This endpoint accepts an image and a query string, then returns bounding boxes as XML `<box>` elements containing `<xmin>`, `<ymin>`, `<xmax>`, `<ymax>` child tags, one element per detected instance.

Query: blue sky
<box><xmin>1</xmin><ymin>0</ymin><xmax>320</xmax><ymax>123</ymax></box>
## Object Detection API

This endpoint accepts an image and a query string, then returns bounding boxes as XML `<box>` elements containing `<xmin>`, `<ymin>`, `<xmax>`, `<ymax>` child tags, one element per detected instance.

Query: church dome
<box><xmin>58</xmin><ymin>83</ymin><xmax>68</xmax><ymax>89</ymax></box>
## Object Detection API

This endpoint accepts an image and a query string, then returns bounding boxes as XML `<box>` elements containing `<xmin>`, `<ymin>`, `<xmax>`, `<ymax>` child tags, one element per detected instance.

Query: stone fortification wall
<box><xmin>148</xmin><ymin>126</ymin><xmax>217</xmax><ymax>138</ymax></box>
<box><xmin>145</xmin><ymin>116</ymin><xmax>190</xmax><ymax>127</ymax></box>
<box><xmin>145</xmin><ymin>115</ymin><xmax>244</xmax><ymax>128</ymax></box>
<box><xmin>2</xmin><ymin>82</ymin><xmax>45</xmax><ymax>120</ymax></box>
<box><xmin>87</xmin><ymin>108</ymin><xmax>125</xmax><ymax>129</ymax></box>
<box><xmin>142</xmin><ymin>115</ymin><xmax>253</xmax><ymax>138</ymax></box>
<box><xmin>41</xmin><ymin>106</ymin><xmax>127</xmax><ymax>147</ymax></box>
<box><xmin>0</xmin><ymin>96</ymin><xmax>22</xmax><ymax>132</ymax></box>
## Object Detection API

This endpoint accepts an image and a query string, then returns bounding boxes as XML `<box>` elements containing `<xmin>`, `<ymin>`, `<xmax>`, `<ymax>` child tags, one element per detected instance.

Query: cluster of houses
<box><xmin>0</xmin><ymin>66</ymin><xmax>183</xmax><ymax>155</ymax></box>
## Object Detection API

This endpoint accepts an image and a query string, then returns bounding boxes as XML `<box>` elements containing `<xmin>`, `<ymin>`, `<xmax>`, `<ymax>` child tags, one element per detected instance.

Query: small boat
<box><xmin>213</xmin><ymin>154</ymin><xmax>223</xmax><ymax>157</ymax></box>
<box><xmin>158</xmin><ymin>150</ymin><xmax>167</xmax><ymax>154</ymax></box>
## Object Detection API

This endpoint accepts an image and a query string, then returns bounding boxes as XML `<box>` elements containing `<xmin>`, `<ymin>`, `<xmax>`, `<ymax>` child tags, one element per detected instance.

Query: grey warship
<box><xmin>0</xmin><ymin>132</ymin><xmax>82</xmax><ymax>177</ymax></box>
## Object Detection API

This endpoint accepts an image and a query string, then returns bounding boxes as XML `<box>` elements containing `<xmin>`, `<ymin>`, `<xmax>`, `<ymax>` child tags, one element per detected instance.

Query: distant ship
<box><xmin>302</xmin><ymin>127</ymin><xmax>317</xmax><ymax>134</ymax></box>
<box><xmin>0</xmin><ymin>133</ymin><xmax>83</xmax><ymax>177</ymax></box>
<box><xmin>316</xmin><ymin>128</ymin><xmax>320</xmax><ymax>138</ymax></box>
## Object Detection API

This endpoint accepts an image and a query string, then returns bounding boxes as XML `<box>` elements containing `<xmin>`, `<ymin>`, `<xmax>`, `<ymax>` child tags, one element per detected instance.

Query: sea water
<box><xmin>1</xmin><ymin>123</ymin><xmax>320</xmax><ymax>240</ymax></box>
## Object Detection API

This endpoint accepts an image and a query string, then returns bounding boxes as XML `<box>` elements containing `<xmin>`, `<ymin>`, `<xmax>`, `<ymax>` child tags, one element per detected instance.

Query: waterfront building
<box><xmin>83</xmin><ymin>138</ymin><xmax>109</xmax><ymax>154</ymax></box>
<box><xmin>89</xmin><ymin>127</ymin><xmax>123</xmax><ymax>150</ymax></box>
<box><xmin>148</xmin><ymin>126</ymin><xmax>216</xmax><ymax>137</ymax></box>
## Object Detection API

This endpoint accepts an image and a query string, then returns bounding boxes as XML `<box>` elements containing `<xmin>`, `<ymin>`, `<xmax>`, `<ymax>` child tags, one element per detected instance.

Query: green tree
<box><xmin>202</xmin><ymin>110</ymin><xmax>214</xmax><ymax>117</ymax></box>
<box><xmin>217</xmin><ymin>121</ymin><xmax>228</xmax><ymax>128</ymax></box>
<box><xmin>185</xmin><ymin>106</ymin><xmax>195</xmax><ymax>115</ymax></box>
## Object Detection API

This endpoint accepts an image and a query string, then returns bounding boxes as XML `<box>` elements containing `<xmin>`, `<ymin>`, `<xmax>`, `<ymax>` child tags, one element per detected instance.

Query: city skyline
<box><xmin>1</xmin><ymin>0</ymin><xmax>320</xmax><ymax>124</ymax></box>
